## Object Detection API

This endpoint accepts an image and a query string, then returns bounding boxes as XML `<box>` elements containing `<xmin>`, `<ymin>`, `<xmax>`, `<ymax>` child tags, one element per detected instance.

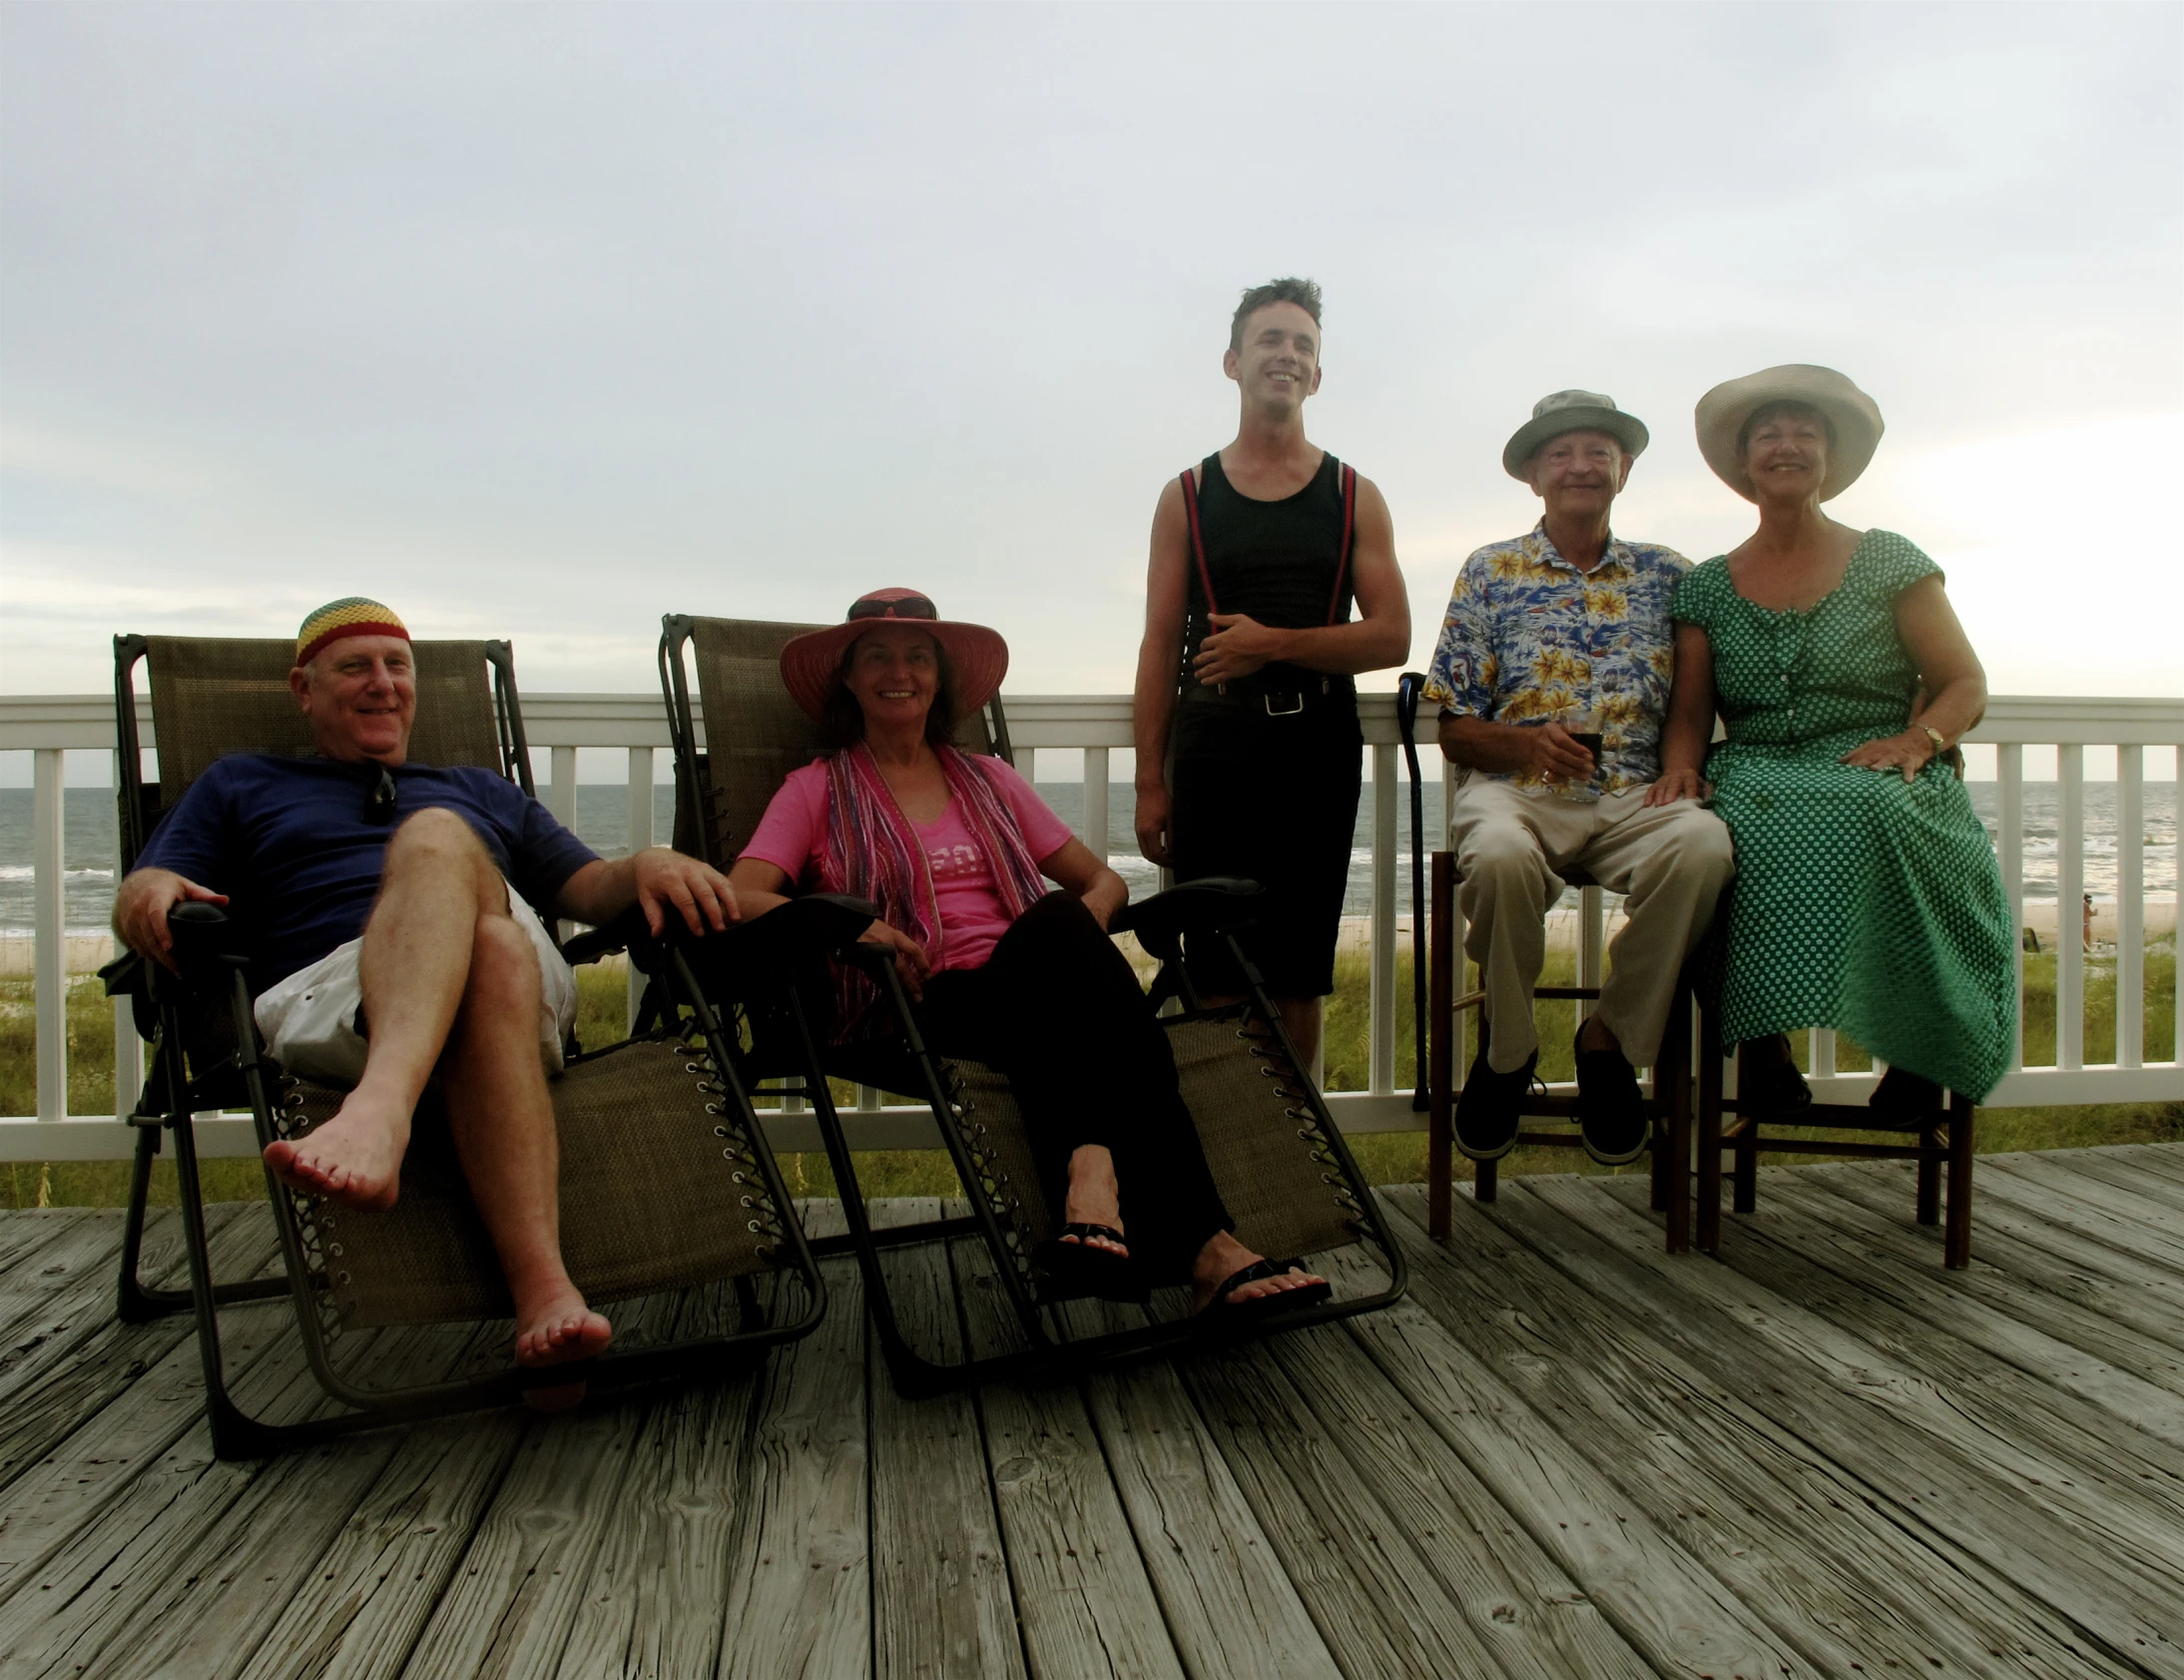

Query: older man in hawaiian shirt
<box><xmin>1423</xmin><ymin>390</ymin><xmax>1733</xmax><ymax>1166</ymax></box>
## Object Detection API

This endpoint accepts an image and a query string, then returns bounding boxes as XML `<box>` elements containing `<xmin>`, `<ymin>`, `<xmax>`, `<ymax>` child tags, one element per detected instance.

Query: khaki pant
<box><xmin>1449</xmin><ymin>777</ymin><xmax>1733</xmax><ymax>1072</ymax></box>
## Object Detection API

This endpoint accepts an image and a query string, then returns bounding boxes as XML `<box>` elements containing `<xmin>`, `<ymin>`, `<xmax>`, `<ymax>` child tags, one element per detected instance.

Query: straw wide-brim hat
<box><xmin>1502</xmin><ymin>389</ymin><xmax>1650</xmax><ymax>479</ymax></box>
<box><xmin>1695</xmin><ymin>364</ymin><xmax>1885</xmax><ymax>502</ymax></box>
<box><xmin>779</xmin><ymin>588</ymin><xmax>1010</xmax><ymax>722</ymax></box>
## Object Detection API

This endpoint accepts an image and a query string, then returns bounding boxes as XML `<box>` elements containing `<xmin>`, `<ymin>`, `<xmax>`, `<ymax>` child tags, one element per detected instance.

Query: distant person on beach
<box><xmin>1425</xmin><ymin>391</ymin><xmax>1734</xmax><ymax>1166</ymax></box>
<box><xmin>1132</xmin><ymin>279</ymin><xmax>1411</xmax><ymax>1070</ymax></box>
<box><xmin>112</xmin><ymin>597</ymin><xmax>742</xmax><ymax>1391</ymax></box>
<box><xmin>1659</xmin><ymin>364</ymin><xmax>2014</xmax><ymax>1111</ymax></box>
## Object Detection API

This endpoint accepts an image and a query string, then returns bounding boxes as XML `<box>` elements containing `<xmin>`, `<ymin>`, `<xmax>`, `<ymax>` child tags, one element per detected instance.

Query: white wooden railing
<box><xmin>2</xmin><ymin>691</ymin><xmax>2178</xmax><ymax>1160</ymax></box>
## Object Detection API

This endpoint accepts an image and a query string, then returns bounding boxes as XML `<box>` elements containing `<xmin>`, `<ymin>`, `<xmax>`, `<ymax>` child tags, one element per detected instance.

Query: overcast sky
<box><xmin>4</xmin><ymin>1</ymin><xmax>2180</xmax><ymax>709</ymax></box>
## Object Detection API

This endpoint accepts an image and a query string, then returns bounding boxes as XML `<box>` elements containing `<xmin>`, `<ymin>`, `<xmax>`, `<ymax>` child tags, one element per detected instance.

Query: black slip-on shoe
<box><xmin>1740</xmin><ymin>1034</ymin><xmax>1813</xmax><ymax>1116</ymax></box>
<box><xmin>1869</xmin><ymin>1066</ymin><xmax>1944</xmax><ymax>1123</ymax></box>
<box><xmin>1454</xmin><ymin>1045</ymin><xmax>1537</xmax><ymax>1161</ymax></box>
<box><xmin>1574</xmin><ymin>1030</ymin><xmax>1649</xmax><ymax>1166</ymax></box>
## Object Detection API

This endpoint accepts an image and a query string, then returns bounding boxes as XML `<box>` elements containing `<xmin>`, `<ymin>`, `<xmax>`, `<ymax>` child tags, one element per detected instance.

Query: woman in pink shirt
<box><xmin>730</xmin><ymin>589</ymin><xmax>1328</xmax><ymax>1324</ymax></box>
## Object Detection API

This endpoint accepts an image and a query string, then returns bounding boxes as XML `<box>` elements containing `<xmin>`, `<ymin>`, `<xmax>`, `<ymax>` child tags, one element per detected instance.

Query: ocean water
<box><xmin>3</xmin><ymin>779</ymin><xmax>2173</xmax><ymax>934</ymax></box>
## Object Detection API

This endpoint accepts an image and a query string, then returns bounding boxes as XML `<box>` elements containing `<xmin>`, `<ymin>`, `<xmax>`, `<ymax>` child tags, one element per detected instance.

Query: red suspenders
<box><xmin>1177</xmin><ymin>455</ymin><xmax>1358</xmax><ymax>624</ymax></box>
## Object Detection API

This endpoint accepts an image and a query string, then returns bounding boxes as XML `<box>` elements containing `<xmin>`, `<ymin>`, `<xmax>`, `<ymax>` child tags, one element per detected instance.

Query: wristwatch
<box><xmin>1921</xmin><ymin>726</ymin><xmax>1946</xmax><ymax>755</ymax></box>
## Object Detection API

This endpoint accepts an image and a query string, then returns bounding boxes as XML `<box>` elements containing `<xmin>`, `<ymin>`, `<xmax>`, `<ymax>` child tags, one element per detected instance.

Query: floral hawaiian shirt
<box><xmin>1422</xmin><ymin>522</ymin><xmax>1691</xmax><ymax>794</ymax></box>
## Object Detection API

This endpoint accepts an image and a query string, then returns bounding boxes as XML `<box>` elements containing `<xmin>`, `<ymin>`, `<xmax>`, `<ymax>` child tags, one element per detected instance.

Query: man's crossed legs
<box><xmin>259</xmin><ymin>809</ymin><xmax>610</xmax><ymax>1376</ymax></box>
<box><xmin>1450</xmin><ymin>780</ymin><xmax>1733</xmax><ymax>1161</ymax></box>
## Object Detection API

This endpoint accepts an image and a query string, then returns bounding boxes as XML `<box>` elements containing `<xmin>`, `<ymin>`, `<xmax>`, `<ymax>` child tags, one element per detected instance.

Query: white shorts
<box><xmin>253</xmin><ymin>884</ymin><xmax>578</xmax><ymax>1088</ymax></box>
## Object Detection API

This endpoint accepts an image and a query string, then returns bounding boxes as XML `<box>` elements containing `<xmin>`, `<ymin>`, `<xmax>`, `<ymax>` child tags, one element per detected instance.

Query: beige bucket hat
<box><xmin>1502</xmin><ymin>389</ymin><xmax>1650</xmax><ymax>479</ymax></box>
<box><xmin>1695</xmin><ymin>364</ymin><xmax>1885</xmax><ymax>502</ymax></box>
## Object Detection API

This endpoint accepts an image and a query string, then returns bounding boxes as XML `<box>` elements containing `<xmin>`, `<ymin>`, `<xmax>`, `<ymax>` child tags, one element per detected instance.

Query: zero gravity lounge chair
<box><xmin>107</xmin><ymin>632</ymin><xmax>824</xmax><ymax>1458</ymax></box>
<box><xmin>659</xmin><ymin>613</ymin><xmax>1406</xmax><ymax>1395</ymax></box>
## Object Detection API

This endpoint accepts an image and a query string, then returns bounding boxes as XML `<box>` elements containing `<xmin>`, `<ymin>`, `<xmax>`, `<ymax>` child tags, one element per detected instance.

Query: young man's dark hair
<box><xmin>1229</xmin><ymin>278</ymin><xmax>1323</xmax><ymax>353</ymax></box>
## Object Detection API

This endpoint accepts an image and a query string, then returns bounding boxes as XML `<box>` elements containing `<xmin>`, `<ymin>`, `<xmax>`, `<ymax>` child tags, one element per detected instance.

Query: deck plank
<box><xmin>1266</xmin><ymin>1298</ymin><xmax>1658</xmax><ymax>1680</ymax></box>
<box><xmin>1179</xmin><ymin>1328</ymin><xmax>1521</xmax><ymax>1680</ymax></box>
<box><xmin>0</xmin><ymin>1210</ymin><xmax>92</xmax><ymax>1288</ymax></box>
<box><xmin>1065</xmin><ymin>1297</ymin><xmax>1344</xmax><ymax>1680</ymax></box>
<box><xmin>235</xmin><ymin>1408</ymin><xmax>528</xmax><ymax>1680</ymax></box>
<box><xmin>950</xmin><ymin>1230</ymin><xmax>1185</xmax><ymax>1680</ymax></box>
<box><xmin>393</xmin><ymin>1291</ymin><xmax>695</xmax><ymax>1680</ymax></box>
<box><xmin>74</xmin><ymin>1323</ymin><xmax>491</xmax><ymax>1680</ymax></box>
<box><xmin>1749</xmin><ymin>1170</ymin><xmax>2184</xmax><ymax>1414</ymax></box>
<box><xmin>1557</xmin><ymin>1177</ymin><xmax>2184</xmax><ymax>1548</ymax></box>
<box><xmin>0</xmin><ymin>1211</ymin><xmax>180</xmax><ymax>1402</ymax></box>
<box><xmin>0</xmin><ymin>1209</ymin><xmax>289</xmax><ymax>1600</ymax></box>
<box><xmin>1370</xmin><ymin>1190</ymin><xmax>2111</xmax><ymax>1680</ymax></box>
<box><xmin>1488</xmin><ymin>1176</ymin><xmax>2184</xmax><ymax>1676</ymax></box>
<box><xmin>2037</xmin><ymin>1146</ymin><xmax>2184</xmax><ymax>1214</ymax></box>
<box><xmin>0</xmin><ymin>1204</ymin><xmax>274</xmax><ymax>1495</ymax></box>
<box><xmin>866</xmin><ymin>1197</ymin><xmax>1025</xmax><ymax>1680</ymax></box>
<box><xmin>715</xmin><ymin>1200</ymin><xmax>873</xmax><ymax>1680</ymax></box>
<box><xmin>0</xmin><ymin>1312</ymin><xmax>419</xmax><ymax>1680</ymax></box>
<box><xmin>2097</xmin><ymin>1143</ymin><xmax>2184</xmax><ymax>1187</ymax></box>
<box><xmin>1811</xmin><ymin>1162</ymin><xmax>2184</xmax><ymax>1357</ymax></box>
<box><xmin>1976</xmin><ymin>1156</ymin><xmax>2184</xmax><ymax>1272</ymax></box>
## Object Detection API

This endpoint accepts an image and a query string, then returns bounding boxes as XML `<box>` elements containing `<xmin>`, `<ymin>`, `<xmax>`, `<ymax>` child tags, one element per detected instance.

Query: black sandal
<box><xmin>1032</xmin><ymin>1223</ymin><xmax>1149</xmax><ymax>1305</ymax></box>
<box><xmin>1194</xmin><ymin>1257</ymin><xmax>1333</xmax><ymax>1332</ymax></box>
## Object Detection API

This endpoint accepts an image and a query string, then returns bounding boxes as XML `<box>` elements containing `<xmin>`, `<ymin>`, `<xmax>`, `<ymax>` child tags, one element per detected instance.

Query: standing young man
<box><xmin>1133</xmin><ymin>280</ymin><xmax>1411</xmax><ymax>1068</ymax></box>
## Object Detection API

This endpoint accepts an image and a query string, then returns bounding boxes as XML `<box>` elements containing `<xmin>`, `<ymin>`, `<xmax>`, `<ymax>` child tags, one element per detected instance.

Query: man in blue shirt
<box><xmin>1423</xmin><ymin>394</ymin><xmax>1732</xmax><ymax>1168</ymax></box>
<box><xmin>116</xmin><ymin>598</ymin><xmax>741</xmax><ymax>1387</ymax></box>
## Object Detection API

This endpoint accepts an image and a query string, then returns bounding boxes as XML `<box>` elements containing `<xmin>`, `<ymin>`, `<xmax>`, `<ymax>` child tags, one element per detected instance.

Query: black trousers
<box><xmin>1169</xmin><ymin>691</ymin><xmax>1363</xmax><ymax>998</ymax></box>
<box><xmin>915</xmin><ymin>892</ymin><xmax>1233</xmax><ymax>1280</ymax></box>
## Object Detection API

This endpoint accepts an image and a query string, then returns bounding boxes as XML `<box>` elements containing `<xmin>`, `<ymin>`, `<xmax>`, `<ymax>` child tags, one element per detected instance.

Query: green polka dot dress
<box><xmin>1674</xmin><ymin>531</ymin><xmax>2014</xmax><ymax>1100</ymax></box>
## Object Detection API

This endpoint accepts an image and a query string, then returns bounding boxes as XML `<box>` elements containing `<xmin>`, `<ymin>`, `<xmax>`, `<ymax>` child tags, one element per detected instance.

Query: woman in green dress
<box><xmin>1650</xmin><ymin>364</ymin><xmax>2014</xmax><ymax>1110</ymax></box>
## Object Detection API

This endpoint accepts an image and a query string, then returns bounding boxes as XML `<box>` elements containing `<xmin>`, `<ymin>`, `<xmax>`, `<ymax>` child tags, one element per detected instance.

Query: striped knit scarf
<box><xmin>818</xmin><ymin>744</ymin><xmax>1049</xmax><ymax>1038</ymax></box>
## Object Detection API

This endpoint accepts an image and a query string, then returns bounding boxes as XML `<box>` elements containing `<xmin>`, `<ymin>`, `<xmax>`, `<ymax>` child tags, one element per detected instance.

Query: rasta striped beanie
<box><xmin>294</xmin><ymin>598</ymin><xmax>410</xmax><ymax>668</ymax></box>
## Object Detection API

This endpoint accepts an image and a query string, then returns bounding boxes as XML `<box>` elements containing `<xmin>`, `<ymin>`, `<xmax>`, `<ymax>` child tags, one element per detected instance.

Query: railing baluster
<box><xmin>1443</xmin><ymin>758</ymin><xmax>1465</xmax><ymax>1081</ymax></box>
<box><xmin>1082</xmin><ymin>747</ymin><xmax>1108</xmax><ymax>862</ymax></box>
<box><xmin>33</xmin><ymin>749</ymin><xmax>66</xmax><ymax>1122</ymax></box>
<box><xmin>1810</xmin><ymin>1027</ymin><xmax>1835</xmax><ymax>1079</ymax></box>
<box><xmin>626</xmin><ymin>747</ymin><xmax>654</xmax><ymax>1031</ymax></box>
<box><xmin>2057</xmin><ymin>744</ymin><xmax>2084</xmax><ymax>1071</ymax></box>
<box><xmin>2117</xmin><ymin>745</ymin><xmax>2144</xmax><ymax>1067</ymax></box>
<box><xmin>1999</xmin><ymin>743</ymin><xmax>2024</xmax><ymax>1070</ymax></box>
<box><xmin>1368</xmin><ymin>745</ymin><xmax>1397</xmax><ymax>1097</ymax></box>
<box><xmin>111</xmin><ymin>750</ymin><xmax>141</xmax><ymax>1122</ymax></box>
<box><xmin>1578</xmin><ymin>886</ymin><xmax>1604</xmax><ymax>1021</ymax></box>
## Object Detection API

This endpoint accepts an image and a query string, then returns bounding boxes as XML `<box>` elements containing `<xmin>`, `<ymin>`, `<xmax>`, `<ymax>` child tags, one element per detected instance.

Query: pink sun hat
<box><xmin>779</xmin><ymin>588</ymin><xmax>1010</xmax><ymax>722</ymax></box>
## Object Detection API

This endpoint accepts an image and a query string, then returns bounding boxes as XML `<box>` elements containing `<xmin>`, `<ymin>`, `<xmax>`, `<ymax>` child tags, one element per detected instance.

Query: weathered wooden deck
<box><xmin>2</xmin><ymin>1145</ymin><xmax>2182</xmax><ymax>1679</ymax></box>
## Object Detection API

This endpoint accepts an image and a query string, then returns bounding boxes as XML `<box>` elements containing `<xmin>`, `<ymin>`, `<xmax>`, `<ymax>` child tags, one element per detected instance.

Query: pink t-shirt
<box><xmin>740</xmin><ymin>758</ymin><xmax>1076</xmax><ymax>972</ymax></box>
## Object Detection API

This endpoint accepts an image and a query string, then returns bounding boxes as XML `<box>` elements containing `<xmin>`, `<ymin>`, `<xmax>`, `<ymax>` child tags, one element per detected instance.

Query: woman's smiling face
<box><xmin>843</xmin><ymin>622</ymin><xmax>940</xmax><ymax>730</ymax></box>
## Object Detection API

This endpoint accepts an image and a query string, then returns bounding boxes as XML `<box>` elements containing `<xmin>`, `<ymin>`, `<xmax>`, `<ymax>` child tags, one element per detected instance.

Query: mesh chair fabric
<box><xmin>146</xmin><ymin>637</ymin><xmax>506</xmax><ymax>811</ymax></box>
<box><xmin>831</xmin><ymin>1015</ymin><xmax>1360</xmax><ymax>1274</ymax></box>
<box><xmin>286</xmin><ymin>1034</ymin><xmax>784</xmax><ymax>1328</ymax></box>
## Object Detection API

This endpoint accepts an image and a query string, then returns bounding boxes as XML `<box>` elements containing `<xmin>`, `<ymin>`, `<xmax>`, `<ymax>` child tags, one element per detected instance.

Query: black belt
<box><xmin>1181</xmin><ymin>677</ymin><xmax>1346</xmax><ymax>716</ymax></box>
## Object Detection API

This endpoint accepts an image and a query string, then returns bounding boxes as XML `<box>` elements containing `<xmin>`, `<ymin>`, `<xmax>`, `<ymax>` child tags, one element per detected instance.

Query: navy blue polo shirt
<box><xmin>134</xmin><ymin>755</ymin><xmax>600</xmax><ymax>993</ymax></box>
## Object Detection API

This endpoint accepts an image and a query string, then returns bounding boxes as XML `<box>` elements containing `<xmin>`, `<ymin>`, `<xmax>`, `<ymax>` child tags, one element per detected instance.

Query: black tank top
<box><xmin>1181</xmin><ymin>451</ymin><xmax>1356</xmax><ymax>699</ymax></box>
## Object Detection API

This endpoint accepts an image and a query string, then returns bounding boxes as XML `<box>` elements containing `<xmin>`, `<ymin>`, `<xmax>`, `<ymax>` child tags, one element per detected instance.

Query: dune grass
<box><xmin>3</xmin><ymin>937</ymin><xmax>2175</xmax><ymax>1209</ymax></box>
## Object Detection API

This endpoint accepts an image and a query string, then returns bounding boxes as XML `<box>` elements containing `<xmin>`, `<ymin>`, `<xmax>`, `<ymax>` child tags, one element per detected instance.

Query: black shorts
<box><xmin>1167</xmin><ymin>691</ymin><xmax>1363</xmax><ymax>999</ymax></box>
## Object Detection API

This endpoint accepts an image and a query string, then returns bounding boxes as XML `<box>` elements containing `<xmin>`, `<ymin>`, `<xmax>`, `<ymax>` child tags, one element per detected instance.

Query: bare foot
<box><xmin>1189</xmin><ymin>1230</ymin><xmax>1326</xmax><ymax>1314</ymax></box>
<box><xmin>262</xmin><ymin>1087</ymin><xmax>412</xmax><ymax>1211</ymax></box>
<box><xmin>1061</xmin><ymin>1144</ymin><xmax>1127</xmax><ymax>1259</ymax></box>
<box><xmin>514</xmin><ymin>1286</ymin><xmax>612</xmax><ymax>1369</ymax></box>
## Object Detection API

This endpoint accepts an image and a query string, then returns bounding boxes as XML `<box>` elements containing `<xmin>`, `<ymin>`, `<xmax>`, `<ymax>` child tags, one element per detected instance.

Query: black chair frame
<box><xmin>107</xmin><ymin>634</ymin><xmax>827</xmax><ymax>1457</ymax></box>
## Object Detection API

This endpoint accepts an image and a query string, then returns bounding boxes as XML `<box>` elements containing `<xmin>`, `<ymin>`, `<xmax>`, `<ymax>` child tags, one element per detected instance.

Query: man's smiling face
<box><xmin>1224</xmin><ymin>300</ymin><xmax>1323</xmax><ymax>409</ymax></box>
<box><xmin>289</xmin><ymin>634</ymin><xmax>416</xmax><ymax>766</ymax></box>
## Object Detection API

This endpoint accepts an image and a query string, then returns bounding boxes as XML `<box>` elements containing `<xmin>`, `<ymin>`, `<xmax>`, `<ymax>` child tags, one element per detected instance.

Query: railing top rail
<box><xmin>5</xmin><ymin>690</ymin><xmax>2182</xmax><ymax>754</ymax></box>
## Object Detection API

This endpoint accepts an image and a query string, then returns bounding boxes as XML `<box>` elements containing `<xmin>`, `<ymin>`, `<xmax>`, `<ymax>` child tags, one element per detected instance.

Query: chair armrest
<box><xmin>678</xmin><ymin>893</ymin><xmax>883</xmax><ymax>997</ymax></box>
<box><xmin>1109</xmin><ymin>876</ymin><xmax>1263</xmax><ymax>964</ymax></box>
